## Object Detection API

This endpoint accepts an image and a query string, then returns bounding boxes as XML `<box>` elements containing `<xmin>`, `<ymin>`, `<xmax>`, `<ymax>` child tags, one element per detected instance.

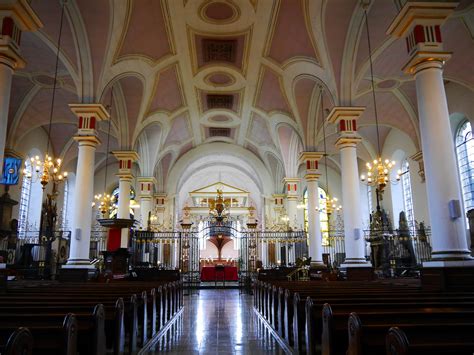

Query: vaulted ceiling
<box><xmin>7</xmin><ymin>0</ymin><xmax>474</xmax><ymax>190</ymax></box>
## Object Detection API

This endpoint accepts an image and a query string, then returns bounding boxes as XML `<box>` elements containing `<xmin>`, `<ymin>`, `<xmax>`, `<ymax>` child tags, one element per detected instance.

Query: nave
<box><xmin>149</xmin><ymin>289</ymin><xmax>283</xmax><ymax>355</ymax></box>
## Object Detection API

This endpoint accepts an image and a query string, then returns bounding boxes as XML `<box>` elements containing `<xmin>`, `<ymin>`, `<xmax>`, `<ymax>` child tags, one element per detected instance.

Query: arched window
<box><xmin>18</xmin><ymin>153</ymin><xmax>43</xmax><ymax>237</ymax></box>
<box><xmin>401</xmin><ymin>159</ymin><xmax>415</xmax><ymax>231</ymax></box>
<box><xmin>61</xmin><ymin>180</ymin><xmax>69</xmax><ymax>230</ymax></box>
<box><xmin>303</xmin><ymin>187</ymin><xmax>329</xmax><ymax>246</ymax></box>
<box><xmin>18</xmin><ymin>160</ymin><xmax>32</xmax><ymax>238</ymax></box>
<box><xmin>455</xmin><ymin>120</ymin><xmax>474</xmax><ymax>215</ymax></box>
<box><xmin>367</xmin><ymin>185</ymin><xmax>373</xmax><ymax>216</ymax></box>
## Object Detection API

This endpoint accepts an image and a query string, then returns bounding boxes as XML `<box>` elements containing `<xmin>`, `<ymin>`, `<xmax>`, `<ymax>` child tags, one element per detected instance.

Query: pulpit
<box><xmin>102</xmin><ymin>248</ymin><xmax>131</xmax><ymax>278</ymax></box>
<box><xmin>98</xmin><ymin>218</ymin><xmax>136</xmax><ymax>278</ymax></box>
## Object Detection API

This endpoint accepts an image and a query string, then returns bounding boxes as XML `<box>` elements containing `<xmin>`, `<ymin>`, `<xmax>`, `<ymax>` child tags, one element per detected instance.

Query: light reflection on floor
<box><xmin>148</xmin><ymin>289</ymin><xmax>284</xmax><ymax>354</ymax></box>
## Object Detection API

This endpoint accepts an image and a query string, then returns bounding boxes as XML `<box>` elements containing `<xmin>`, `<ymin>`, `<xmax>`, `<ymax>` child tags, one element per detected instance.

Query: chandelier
<box><xmin>359</xmin><ymin>8</ymin><xmax>399</xmax><ymax>195</ymax></box>
<box><xmin>209</xmin><ymin>189</ymin><xmax>230</xmax><ymax>223</ymax></box>
<box><xmin>23</xmin><ymin>4</ymin><xmax>67</xmax><ymax>190</ymax></box>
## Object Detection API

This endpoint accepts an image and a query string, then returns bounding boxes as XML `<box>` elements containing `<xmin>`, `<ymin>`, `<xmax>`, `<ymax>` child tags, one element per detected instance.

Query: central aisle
<box><xmin>149</xmin><ymin>289</ymin><xmax>284</xmax><ymax>354</ymax></box>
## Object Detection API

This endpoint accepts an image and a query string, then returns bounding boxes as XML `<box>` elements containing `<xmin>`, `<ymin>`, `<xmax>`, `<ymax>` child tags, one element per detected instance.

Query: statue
<box><xmin>397</xmin><ymin>211</ymin><xmax>417</xmax><ymax>267</ymax></box>
<box><xmin>369</xmin><ymin>209</ymin><xmax>384</xmax><ymax>268</ymax></box>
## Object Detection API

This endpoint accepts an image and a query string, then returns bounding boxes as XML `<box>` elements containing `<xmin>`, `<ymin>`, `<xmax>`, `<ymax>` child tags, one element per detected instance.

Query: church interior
<box><xmin>0</xmin><ymin>0</ymin><xmax>473</xmax><ymax>353</ymax></box>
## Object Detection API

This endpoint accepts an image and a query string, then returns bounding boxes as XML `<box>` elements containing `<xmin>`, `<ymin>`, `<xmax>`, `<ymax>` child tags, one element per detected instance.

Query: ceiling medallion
<box><xmin>204</xmin><ymin>72</ymin><xmax>236</xmax><ymax>87</ymax></box>
<box><xmin>209</xmin><ymin>115</ymin><xmax>231</xmax><ymax>123</ymax></box>
<box><xmin>200</xmin><ymin>0</ymin><xmax>240</xmax><ymax>25</ymax></box>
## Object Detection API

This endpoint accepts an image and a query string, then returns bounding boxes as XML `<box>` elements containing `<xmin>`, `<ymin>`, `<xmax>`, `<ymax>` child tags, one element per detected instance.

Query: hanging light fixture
<box><xmin>359</xmin><ymin>8</ymin><xmax>401</xmax><ymax>195</ymax></box>
<box><xmin>209</xmin><ymin>189</ymin><xmax>230</xmax><ymax>223</ymax></box>
<box><xmin>320</xmin><ymin>88</ymin><xmax>341</xmax><ymax>217</ymax></box>
<box><xmin>93</xmin><ymin>88</ymin><xmax>114</xmax><ymax>216</ymax></box>
<box><xmin>23</xmin><ymin>3</ymin><xmax>67</xmax><ymax>189</ymax></box>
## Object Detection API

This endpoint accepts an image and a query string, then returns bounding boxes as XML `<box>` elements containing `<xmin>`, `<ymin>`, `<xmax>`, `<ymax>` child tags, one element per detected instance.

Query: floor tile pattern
<box><xmin>149</xmin><ymin>289</ymin><xmax>284</xmax><ymax>354</ymax></box>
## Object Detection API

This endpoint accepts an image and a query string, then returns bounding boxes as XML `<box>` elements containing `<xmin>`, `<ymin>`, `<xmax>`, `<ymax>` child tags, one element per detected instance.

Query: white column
<box><xmin>137</xmin><ymin>177</ymin><xmax>155</xmax><ymax>229</ymax></box>
<box><xmin>306</xmin><ymin>177</ymin><xmax>323</xmax><ymax>264</ymax></box>
<box><xmin>140</xmin><ymin>197</ymin><xmax>152</xmax><ymax>227</ymax></box>
<box><xmin>388</xmin><ymin>2</ymin><xmax>472</xmax><ymax>264</ymax></box>
<box><xmin>113</xmin><ymin>151</ymin><xmax>139</xmax><ymax>248</ymax></box>
<box><xmin>287</xmin><ymin>197</ymin><xmax>298</xmax><ymax>229</ymax></box>
<box><xmin>67</xmin><ymin>139</ymin><xmax>98</xmax><ymax>265</ymax></box>
<box><xmin>414</xmin><ymin>62</ymin><xmax>470</xmax><ymax>260</ymax></box>
<box><xmin>328</xmin><ymin>107</ymin><xmax>371</xmax><ymax>267</ymax></box>
<box><xmin>117</xmin><ymin>177</ymin><xmax>131</xmax><ymax>220</ymax></box>
<box><xmin>0</xmin><ymin>3</ymin><xmax>42</xmax><ymax>170</ymax></box>
<box><xmin>340</xmin><ymin>142</ymin><xmax>368</xmax><ymax>265</ymax></box>
<box><xmin>298</xmin><ymin>153</ymin><xmax>324</xmax><ymax>266</ymax></box>
<box><xmin>0</xmin><ymin>64</ymin><xmax>13</xmax><ymax>169</ymax></box>
<box><xmin>66</xmin><ymin>104</ymin><xmax>109</xmax><ymax>267</ymax></box>
<box><xmin>283</xmin><ymin>178</ymin><xmax>300</xmax><ymax>229</ymax></box>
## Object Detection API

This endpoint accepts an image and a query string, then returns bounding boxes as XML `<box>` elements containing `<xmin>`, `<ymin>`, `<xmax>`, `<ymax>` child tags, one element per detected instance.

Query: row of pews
<box><xmin>254</xmin><ymin>279</ymin><xmax>474</xmax><ymax>354</ymax></box>
<box><xmin>0</xmin><ymin>280</ymin><xmax>183</xmax><ymax>354</ymax></box>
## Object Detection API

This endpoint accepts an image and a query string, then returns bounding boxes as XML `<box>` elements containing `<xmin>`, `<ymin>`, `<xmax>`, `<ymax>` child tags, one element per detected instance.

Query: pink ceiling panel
<box><xmin>8</xmin><ymin>76</ymin><xmax>34</xmax><ymax>127</ymax></box>
<box><xmin>119</xmin><ymin>76</ymin><xmax>143</xmax><ymax>145</ymax></box>
<box><xmin>48</xmin><ymin>123</ymin><xmax>76</xmax><ymax>157</ymax></box>
<box><xmin>355</xmin><ymin>1</ymin><xmax>398</xmax><ymax>76</ymax></box>
<box><xmin>372</xmin><ymin>38</ymin><xmax>406</xmax><ymax>79</ymax></box>
<box><xmin>119</xmin><ymin>0</ymin><xmax>172</xmax><ymax>61</ymax></box>
<box><xmin>159</xmin><ymin>152</ymin><xmax>173</xmax><ymax>186</ymax></box>
<box><xmin>257</xmin><ymin>68</ymin><xmax>291</xmax><ymax>115</ymax></box>
<box><xmin>269</xmin><ymin>0</ymin><xmax>318</xmax><ymax>64</ymax></box>
<box><xmin>19</xmin><ymin>32</ymin><xmax>67</xmax><ymax>74</ymax></box>
<box><xmin>148</xmin><ymin>65</ymin><xmax>183</xmax><ymax>114</ymax></box>
<box><xmin>325</xmin><ymin>0</ymin><xmax>358</xmax><ymax>93</ymax></box>
<box><xmin>30</xmin><ymin>0</ymin><xmax>78</xmax><ymax>71</ymax></box>
<box><xmin>278</xmin><ymin>125</ymin><xmax>293</xmax><ymax>166</ymax></box>
<box><xmin>358</xmin><ymin>125</ymin><xmax>392</xmax><ymax>152</ymax></box>
<box><xmin>76</xmin><ymin>0</ymin><xmax>109</xmax><ymax>92</ymax></box>
<box><xmin>249</xmin><ymin>113</ymin><xmax>274</xmax><ymax>147</ymax></box>
<box><xmin>164</xmin><ymin>114</ymin><xmax>190</xmax><ymax>146</ymax></box>
<box><xmin>443</xmin><ymin>18</ymin><xmax>474</xmax><ymax>87</ymax></box>
<box><xmin>356</xmin><ymin>91</ymin><xmax>418</xmax><ymax>146</ymax></box>
<box><xmin>294</xmin><ymin>78</ymin><xmax>316</xmax><ymax>133</ymax></box>
<box><xmin>15</xmin><ymin>88</ymin><xmax>77</xmax><ymax>141</ymax></box>
<box><xmin>399</xmin><ymin>81</ymin><xmax>418</xmax><ymax>114</ymax></box>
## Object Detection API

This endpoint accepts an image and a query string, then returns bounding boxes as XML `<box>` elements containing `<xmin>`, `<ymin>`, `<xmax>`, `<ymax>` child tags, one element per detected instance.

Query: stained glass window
<box><xmin>455</xmin><ymin>120</ymin><xmax>474</xmax><ymax>218</ymax></box>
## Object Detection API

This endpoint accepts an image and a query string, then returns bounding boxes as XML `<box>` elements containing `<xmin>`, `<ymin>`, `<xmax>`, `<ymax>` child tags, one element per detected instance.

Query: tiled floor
<box><xmin>148</xmin><ymin>289</ymin><xmax>285</xmax><ymax>354</ymax></box>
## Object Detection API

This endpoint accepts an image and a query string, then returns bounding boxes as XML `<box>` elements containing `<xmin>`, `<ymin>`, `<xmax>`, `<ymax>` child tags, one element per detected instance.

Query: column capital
<box><xmin>272</xmin><ymin>194</ymin><xmax>285</xmax><ymax>208</ymax></box>
<box><xmin>299</xmin><ymin>152</ymin><xmax>323</xmax><ymax>179</ymax></box>
<box><xmin>154</xmin><ymin>193</ymin><xmax>167</xmax><ymax>206</ymax></box>
<box><xmin>73</xmin><ymin>135</ymin><xmax>101</xmax><ymax>147</ymax></box>
<box><xmin>283</xmin><ymin>177</ymin><xmax>300</xmax><ymax>199</ymax></box>
<box><xmin>0</xmin><ymin>0</ymin><xmax>43</xmax><ymax>69</ymax></box>
<box><xmin>112</xmin><ymin>150</ymin><xmax>139</xmax><ymax>178</ymax></box>
<box><xmin>137</xmin><ymin>176</ymin><xmax>156</xmax><ymax>197</ymax></box>
<box><xmin>386</xmin><ymin>1</ymin><xmax>457</xmax><ymax>75</ymax></box>
<box><xmin>327</xmin><ymin>107</ymin><xmax>365</xmax><ymax>148</ymax></box>
<box><xmin>69</xmin><ymin>103</ymin><xmax>110</xmax><ymax>137</ymax></box>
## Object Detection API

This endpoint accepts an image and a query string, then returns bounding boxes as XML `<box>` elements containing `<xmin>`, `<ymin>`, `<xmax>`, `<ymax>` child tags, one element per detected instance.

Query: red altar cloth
<box><xmin>200</xmin><ymin>266</ymin><xmax>238</xmax><ymax>281</ymax></box>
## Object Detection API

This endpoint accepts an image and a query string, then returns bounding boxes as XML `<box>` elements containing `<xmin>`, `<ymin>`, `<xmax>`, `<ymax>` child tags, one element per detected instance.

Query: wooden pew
<box><xmin>0</xmin><ymin>280</ymin><xmax>182</xmax><ymax>354</ymax></box>
<box><xmin>385</xmin><ymin>326</ymin><xmax>474</xmax><ymax>355</ymax></box>
<box><xmin>1</xmin><ymin>327</ymin><xmax>34</xmax><ymax>355</ymax></box>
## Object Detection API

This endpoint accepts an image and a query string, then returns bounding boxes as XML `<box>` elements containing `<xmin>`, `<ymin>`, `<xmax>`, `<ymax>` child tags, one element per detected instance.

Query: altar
<box><xmin>200</xmin><ymin>266</ymin><xmax>238</xmax><ymax>281</ymax></box>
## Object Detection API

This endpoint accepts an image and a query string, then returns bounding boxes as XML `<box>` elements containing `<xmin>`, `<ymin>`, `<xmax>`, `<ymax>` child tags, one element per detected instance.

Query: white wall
<box><xmin>382</xmin><ymin>129</ymin><xmax>430</xmax><ymax>228</ymax></box>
